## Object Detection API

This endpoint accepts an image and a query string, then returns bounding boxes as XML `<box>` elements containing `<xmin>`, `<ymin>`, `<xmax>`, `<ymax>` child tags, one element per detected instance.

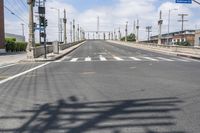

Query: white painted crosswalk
<box><xmin>55</xmin><ymin>56</ymin><xmax>200</xmax><ymax>63</ymax></box>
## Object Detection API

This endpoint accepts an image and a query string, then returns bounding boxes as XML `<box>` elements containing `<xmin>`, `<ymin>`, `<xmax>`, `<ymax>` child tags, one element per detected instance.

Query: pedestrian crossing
<box><xmin>55</xmin><ymin>55</ymin><xmax>200</xmax><ymax>63</ymax></box>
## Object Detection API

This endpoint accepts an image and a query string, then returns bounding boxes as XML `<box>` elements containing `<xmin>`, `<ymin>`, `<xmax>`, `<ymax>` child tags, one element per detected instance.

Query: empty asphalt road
<box><xmin>0</xmin><ymin>40</ymin><xmax>200</xmax><ymax>133</ymax></box>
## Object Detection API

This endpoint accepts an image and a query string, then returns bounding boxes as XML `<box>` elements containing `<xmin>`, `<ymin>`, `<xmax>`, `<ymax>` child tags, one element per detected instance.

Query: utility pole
<box><xmin>125</xmin><ymin>21</ymin><xmax>128</xmax><ymax>42</ymax></box>
<box><xmin>136</xmin><ymin>19</ymin><xmax>139</xmax><ymax>42</ymax></box>
<box><xmin>73</xmin><ymin>19</ymin><xmax>75</xmax><ymax>42</ymax></box>
<box><xmin>27</xmin><ymin>0</ymin><xmax>35</xmax><ymax>59</ymax></box>
<box><xmin>178</xmin><ymin>14</ymin><xmax>188</xmax><ymax>32</ymax></box>
<box><xmin>77</xmin><ymin>24</ymin><xmax>79</xmax><ymax>41</ymax></box>
<box><xmin>146</xmin><ymin>26</ymin><xmax>152</xmax><ymax>41</ymax></box>
<box><xmin>21</xmin><ymin>23</ymin><xmax>25</xmax><ymax>37</ymax></box>
<box><xmin>63</xmin><ymin>9</ymin><xmax>67</xmax><ymax>44</ymax></box>
<box><xmin>70</xmin><ymin>21</ymin><xmax>72</xmax><ymax>43</ymax></box>
<box><xmin>118</xmin><ymin>27</ymin><xmax>121</xmax><ymax>40</ymax></box>
<box><xmin>158</xmin><ymin>11</ymin><xmax>163</xmax><ymax>45</ymax></box>
<box><xmin>108</xmin><ymin>32</ymin><xmax>110</xmax><ymax>40</ymax></box>
<box><xmin>97</xmin><ymin>16</ymin><xmax>100</xmax><ymax>39</ymax></box>
<box><xmin>178</xmin><ymin>14</ymin><xmax>188</xmax><ymax>42</ymax></box>
<box><xmin>133</xmin><ymin>20</ymin><xmax>136</xmax><ymax>35</ymax></box>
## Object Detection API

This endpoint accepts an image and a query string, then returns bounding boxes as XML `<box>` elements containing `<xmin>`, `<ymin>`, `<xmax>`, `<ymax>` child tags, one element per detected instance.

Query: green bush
<box><xmin>121</xmin><ymin>33</ymin><xmax>136</xmax><ymax>42</ymax></box>
<box><xmin>175</xmin><ymin>41</ymin><xmax>191</xmax><ymax>46</ymax></box>
<box><xmin>5</xmin><ymin>38</ymin><xmax>27</xmax><ymax>52</ymax></box>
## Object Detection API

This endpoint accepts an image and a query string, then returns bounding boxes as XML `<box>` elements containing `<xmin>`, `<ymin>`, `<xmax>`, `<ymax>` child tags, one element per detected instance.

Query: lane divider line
<box><xmin>0</xmin><ymin>63</ymin><xmax>16</xmax><ymax>69</ymax></box>
<box><xmin>0</xmin><ymin>62</ymin><xmax>50</xmax><ymax>85</ymax></box>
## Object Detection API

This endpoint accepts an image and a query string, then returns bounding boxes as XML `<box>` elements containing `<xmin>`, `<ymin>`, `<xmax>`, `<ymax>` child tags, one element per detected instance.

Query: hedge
<box><xmin>5</xmin><ymin>38</ymin><xmax>27</xmax><ymax>52</ymax></box>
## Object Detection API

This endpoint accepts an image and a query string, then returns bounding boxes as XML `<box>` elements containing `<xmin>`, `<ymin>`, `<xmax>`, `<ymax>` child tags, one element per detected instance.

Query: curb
<box><xmin>177</xmin><ymin>54</ymin><xmax>200</xmax><ymax>60</ymax></box>
<box><xmin>20</xmin><ymin>41</ymin><xmax>85</xmax><ymax>63</ymax></box>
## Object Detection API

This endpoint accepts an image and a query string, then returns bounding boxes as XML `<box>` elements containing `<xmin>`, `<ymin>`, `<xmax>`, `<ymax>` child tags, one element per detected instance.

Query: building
<box><xmin>5</xmin><ymin>33</ymin><xmax>25</xmax><ymax>42</ymax></box>
<box><xmin>0</xmin><ymin>0</ymin><xmax>5</xmax><ymax>53</ymax></box>
<box><xmin>194</xmin><ymin>30</ymin><xmax>200</xmax><ymax>47</ymax></box>
<box><xmin>150</xmin><ymin>30</ymin><xmax>195</xmax><ymax>45</ymax></box>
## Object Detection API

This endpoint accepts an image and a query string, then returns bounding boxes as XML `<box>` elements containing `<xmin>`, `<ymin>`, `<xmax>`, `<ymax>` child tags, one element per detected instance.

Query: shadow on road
<box><xmin>0</xmin><ymin>96</ymin><xmax>185</xmax><ymax>133</ymax></box>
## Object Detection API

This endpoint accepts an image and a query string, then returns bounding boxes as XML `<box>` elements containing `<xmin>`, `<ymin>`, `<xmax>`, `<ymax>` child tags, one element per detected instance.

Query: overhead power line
<box><xmin>4</xmin><ymin>5</ymin><xmax>28</xmax><ymax>25</ymax></box>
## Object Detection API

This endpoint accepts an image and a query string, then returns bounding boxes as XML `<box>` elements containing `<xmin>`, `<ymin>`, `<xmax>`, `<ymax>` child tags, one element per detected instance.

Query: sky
<box><xmin>4</xmin><ymin>0</ymin><xmax>200</xmax><ymax>42</ymax></box>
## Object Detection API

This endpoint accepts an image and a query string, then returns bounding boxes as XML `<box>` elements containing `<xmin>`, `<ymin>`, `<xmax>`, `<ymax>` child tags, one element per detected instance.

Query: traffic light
<box><xmin>40</xmin><ymin>16</ymin><xmax>45</xmax><ymax>27</ymax></box>
<box><xmin>45</xmin><ymin>19</ymin><xmax>48</xmax><ymax>27</ymax></box>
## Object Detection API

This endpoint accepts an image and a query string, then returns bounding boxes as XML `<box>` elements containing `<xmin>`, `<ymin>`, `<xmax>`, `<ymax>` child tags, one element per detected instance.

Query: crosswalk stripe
<box><xmin>85</xmin><ymin>57</ymin><xmax>92</xmax><ymax>61</ymax></box>
<box><xmin>70</xmin><ymin>58</ymin><xmax>78</xmax><ymax>62</ymax></box>
<box><xmin>129</xmin><ymin>57</ymin><xmax>141</xmax><ymax>61</ymax></box>
<box><xmin>157</xmin><ymin>57</ymin><xmax>174</xmax><ymax>61</ymax></box>
<box><xmin>99</xmin><ymin>55</ymin><xmax>107</xmax><ymax>61</ymax></box>
<box><xmin>143</xmin><ymin>57</ymin><xmax>159</xmax><ymax>61</ymax></box>
<box><xmin>172</xmin><ymin>58</ymin><xmax>190</xmax><ymax>62</ymax></box>
<box><xmin>113</xmin><ymin>56</ymin><xmax>124</xmax><ymax>61</ymax></box>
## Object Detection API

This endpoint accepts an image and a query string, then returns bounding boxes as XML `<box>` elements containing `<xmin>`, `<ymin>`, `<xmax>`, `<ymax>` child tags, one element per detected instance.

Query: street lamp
<box><xmin>50</xmin><ymin>7</ymin><xmax>60</xmax><ymax>42</ymax></box>
<box><xmin>167</xmin><ymin>8</ymin><xmax>178</xmax><ymax>45</ymax></box>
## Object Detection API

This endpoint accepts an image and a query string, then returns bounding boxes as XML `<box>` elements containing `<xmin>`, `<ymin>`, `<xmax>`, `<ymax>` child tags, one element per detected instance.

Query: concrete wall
<box><xmin>33</xmin><ymin>40</ymin><xmax>85</xmax><ymax>58</ymax></box>
<box><xmin>195</xmin><ymin>30</ymin><xmax>200</xmax><ymax>47</ymax></box>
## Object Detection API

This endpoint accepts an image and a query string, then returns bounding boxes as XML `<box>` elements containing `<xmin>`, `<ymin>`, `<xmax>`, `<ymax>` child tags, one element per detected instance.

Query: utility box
<box><xmin>53</xmin><ymin>41</ymin><xmax>59</xmax><ymax>54</ymax></box>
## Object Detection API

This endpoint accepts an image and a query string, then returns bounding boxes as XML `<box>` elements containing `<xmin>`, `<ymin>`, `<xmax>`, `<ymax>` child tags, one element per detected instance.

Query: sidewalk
<box><xmin>0</xmin><ymin>52</ymin><xmax>27</xmax><ymax>67</ymax></box>
<box><xmin>21</xmin><ymin>41</ymin><xmax>85</xmax><ymax>62</ymax></box>
<box><xmin>107</xmin><ymin>40</ymin><xmax>200</xmax><ymax>60</ymax></box>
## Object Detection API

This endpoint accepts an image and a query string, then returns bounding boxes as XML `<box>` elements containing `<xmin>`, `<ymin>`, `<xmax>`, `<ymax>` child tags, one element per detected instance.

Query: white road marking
<box><xmin>0</xmin><ymin>63</ymin><xmax>16</xmax><ymax>69</ymax></box>
<box><xmin>129</xmin><ymin>57</ymin><xmax>141</xmax><ymax>61</ymax></box>
<box><xmin>70</xmin><ymin>58</ymin><xmax>78</xmax><ymax>62</ymax></box>
<box><xmin>143</xmin><ymin>57</ymin><xmax>159</xmax><ymax>61</ymax></box>
<box><xmin>99</xmin><ymin>55</ymin><xmax>107</xmax><ymax>61</ymax></box>
<box><xmin>157</xmin><ymin>57</ymin><xmax>174</xmax><ymax>61</ymax></box>
<box><xmin>0</xmin><ymin>62</ymin><xmax>50</xmax><ymax>85</ymax></box>
<box><xmin>85</xmin><ymin>57</ymin><xmax>92</xmax><ymax>61</ymax></box>
<box><xmin>172</xmin><ymin>58</ymin><xmax>190</xmax><ymax>62</ymax></box>
<box><xmin>113</xmin><ymin>56</ymin><xmax>124</xmax><ymax>61</ymax></box>
<box><xmin>55</xmin><ymin>56</ymin><xmax>70</xmax><ymax>62</ymax></box>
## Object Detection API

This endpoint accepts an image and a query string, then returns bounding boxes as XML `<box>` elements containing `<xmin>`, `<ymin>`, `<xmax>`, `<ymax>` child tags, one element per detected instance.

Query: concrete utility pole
<box><xmin>70</xmin><ymin>21</ymin><xmax>72</xmax><ymax>43</ymax></box>
<box><xmin>27</xmin><ymin>0</ymin><xmax>35</xmax><ymax>58</ymax></box>
<box><xmin>73</xmin><ymin>19</ymin><xmax>75</xmax><ymax>42</ymax></box>
<box><xmin>0</xmin><ymin>0</ymin><xmax>5</xmax><ymax>53</ymax></box>
<box><xmin>158</xmin><ymin>11</ymin><xmax>163</xmax><ymax>45</ymax></box>
<box><xmin>178</xmin><ymin>14</ymin><xmax>188</xmax><ymax>42</ymax></box>
<box><xmin>77</xmin><ymin>24</ymin><xmax>79</xmax><ymax>41</ymax></box>
<box><xmin>97</xmin><ymin>16</ymin><xmax>100</xmax><ymax>39</ymax></box>
<box><xmin>21</xmin><ymin>23</ymin><xmax>25</xmax><ymax>38</ymax></box>
<box><xmin>63</xmin><ymin>9</ymin><xmax>67</xmax><ymax>44</ymax></box>
<box><xmin>125</xmin><ymin>21</ymin><xmax>128</xmax><ymax>42</ymax></box>
<box><xmin>108</xmin><ymin>32</ymin><xmax>110</xmax><ymax>40</ymax></box>
<box><xmin>103</xmin><ymin>32</ymin><xmax>105</xmax><ymax>40</ymax></box>
<box><xmin>50</xmin><ymin>7</ymin><xmax>60</xmax><ymax>42</ymax></box>
<box><xmin>111</xmin><ymin>32</ymin><xmax>113</xmax><ymax>40</ymax></box>
<box><xmin>133</xmin><ymin>20</ymin><xmax>136</xmax><ymax>35</ymax></box>
<box><xmin>88</xmin><ymin>33</ymin><xmax>89</xmax><ymax>40</ymax></box>
<box><xmin>167</xmin><ymin>9</ymin><xmax>178</xmax><ymax>45</ymax></box>
<box><xmin>136</xmin><ymin>19</ymin><xmax>139</xmax><ymax>42</ymax></box>
<box><xmin>118</xmin><ymin>27</ymin><xmax>121</xmax><ymax>40</ymax></box>
<box><xmin>178</xmin><ymin>14</ymin><xmax>188</xmax><ymax>32</ymax></box>
<box><xmin>146</xmin><ymin>26</ymin><xmax>152</xmax><ymax>41</ymax></box>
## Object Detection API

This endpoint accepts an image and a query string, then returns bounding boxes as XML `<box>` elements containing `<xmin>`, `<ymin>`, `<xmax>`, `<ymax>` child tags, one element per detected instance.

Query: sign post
<box><xmin>0</xmin><ymin>0</ymin><xmax>5</xmax><ymax>53</ymax></box>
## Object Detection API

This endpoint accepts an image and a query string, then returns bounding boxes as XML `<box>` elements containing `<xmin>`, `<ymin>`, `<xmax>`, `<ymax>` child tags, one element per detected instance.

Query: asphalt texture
<box><xmin>0</xmin><ymin>40</ymin><xmax>200</xmax><ymax>133</ymax></box>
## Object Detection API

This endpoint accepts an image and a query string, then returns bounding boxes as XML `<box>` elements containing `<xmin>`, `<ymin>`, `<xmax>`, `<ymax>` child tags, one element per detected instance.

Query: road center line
<box><xmin>85</xmin><ymin>57</ymin><xmax>91</xmax><ymax>61</ymax></box>
<box><xmin>129</xmin><ymin>57</ymin><xmax>141</xmax><ymax>61</ymax></box>
<box><xmin>143</xmin><ymin>57</ymin><xmax>159</xmax><ymax>61</ymax></box>
<box><xmin>0</xmin><ymin>63</ymin><xmax>16</xmax><ymax>69</ymax></box>
<box><xmin>0</xmin><ymin>62</ymin><xmax>50</xmax><ymax>85</ymax></box>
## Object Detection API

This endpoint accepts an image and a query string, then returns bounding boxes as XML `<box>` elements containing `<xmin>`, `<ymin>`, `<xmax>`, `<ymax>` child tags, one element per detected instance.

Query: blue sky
<box><xmin>4</xmin><ymin>0</ymin><xmax>200</xmax><ymax>41</ymax></box>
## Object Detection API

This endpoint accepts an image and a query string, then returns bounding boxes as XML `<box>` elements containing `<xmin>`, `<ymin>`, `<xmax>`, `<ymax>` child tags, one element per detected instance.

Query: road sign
<box><xmin>176</xmin><ymin>0</ymin><xmax>192</xmax><ymax>4</ymax></box>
